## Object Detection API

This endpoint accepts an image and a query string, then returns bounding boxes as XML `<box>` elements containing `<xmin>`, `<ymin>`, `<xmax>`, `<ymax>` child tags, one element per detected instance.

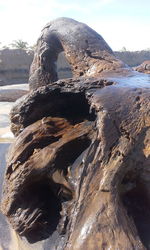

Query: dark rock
<box><xmin>1</xmin><ymin>18</ymin><xmax>150</xmax><ymax>250</ymax></box>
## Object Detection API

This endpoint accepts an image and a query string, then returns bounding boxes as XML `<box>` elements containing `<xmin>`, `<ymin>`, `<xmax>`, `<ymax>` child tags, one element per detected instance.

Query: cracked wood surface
<box><xmin>1</xmin><ymin>17</ymin><xmax>150</xmax><ymax>250</ymax></box>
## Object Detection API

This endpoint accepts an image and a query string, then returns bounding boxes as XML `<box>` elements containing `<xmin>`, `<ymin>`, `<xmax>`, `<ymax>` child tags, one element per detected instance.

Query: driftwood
<box><xmin>29</xmin><ymin>17</ymin><xmax>132</xmax><ymax>90</ymax></box>
<box><xmin>1</xmin><ymin>17</ymin><xmax>150</xmax><ymax>250</ymax></box>
<box><xmin>134</xmin><ymin>60</ymin><xmax>150</xmax><ymax>74</ymax></box>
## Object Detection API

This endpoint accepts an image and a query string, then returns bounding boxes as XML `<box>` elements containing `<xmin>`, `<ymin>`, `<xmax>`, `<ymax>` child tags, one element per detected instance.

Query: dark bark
<box><xmin>1</xmin><ymin>17</ymin><xmax>150</xmax><ymax>250</ymax></box>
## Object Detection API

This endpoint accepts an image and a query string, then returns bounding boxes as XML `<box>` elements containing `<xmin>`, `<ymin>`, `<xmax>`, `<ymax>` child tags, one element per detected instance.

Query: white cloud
<box><xmin>91</xmin><ymin>19</ymin><xmax>150</xmax><ymax>51</ymax></box>
<box><xmin>0</xmin><ymin>0</ymin><xmax>86</xmax><ymax>46</ymax></box>
<box><xmin>0</xmin><ymin>0</ymin><xmax>150</xmax><ymax>51</ymax></box>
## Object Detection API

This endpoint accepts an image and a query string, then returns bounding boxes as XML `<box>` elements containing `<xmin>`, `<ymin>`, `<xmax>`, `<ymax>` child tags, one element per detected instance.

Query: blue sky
<box><xmin>0</xmin><ymin>0</ymin><xmax>150</xmax><ymax>51</ymax></box>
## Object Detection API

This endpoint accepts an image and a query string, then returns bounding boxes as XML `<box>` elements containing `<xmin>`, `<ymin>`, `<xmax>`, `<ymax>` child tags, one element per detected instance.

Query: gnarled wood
<box><xmin>1</xmin><ymin>18</ymin><xmax>150</xmax><ymax>250</ymax></box>
<box><xmin>134</xmin><ymin>60</ymin><xmax>150</xmax><ymax>74</ymax></box>
<box><xmin>29</xmin><ymin>17</ymin><xmax>131</xmax><ymax>90</ymax></box>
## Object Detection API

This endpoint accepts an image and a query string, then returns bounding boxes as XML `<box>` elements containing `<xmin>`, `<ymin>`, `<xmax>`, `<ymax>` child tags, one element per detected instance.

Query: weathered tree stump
<box><xmin>1</xmin><ymin>18</ymin><xmax>150</xmax><ymax>250</ymax></box>
<box><xmin>134</xmin><ymin>60</ymin><xmax>150</xmax><ymax>74</ymax></box>
<box><xmin>29</xmin><ymin>17</ymin><xmax>132</xmax><ymax>90</ymax></box>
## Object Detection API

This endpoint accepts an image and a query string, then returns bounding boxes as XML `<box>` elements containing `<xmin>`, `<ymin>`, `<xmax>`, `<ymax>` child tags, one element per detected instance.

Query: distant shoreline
<box><xmin>0</xmin><ymin>83</ymin><xmax>28</xmax><ymax>102</ymax></box>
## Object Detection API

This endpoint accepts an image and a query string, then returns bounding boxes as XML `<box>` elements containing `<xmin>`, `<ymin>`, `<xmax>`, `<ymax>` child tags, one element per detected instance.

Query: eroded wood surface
<box><xmin>1</xmin><ymin>17</ymin><xmax>150</xmax><ymax>250</ymax></box>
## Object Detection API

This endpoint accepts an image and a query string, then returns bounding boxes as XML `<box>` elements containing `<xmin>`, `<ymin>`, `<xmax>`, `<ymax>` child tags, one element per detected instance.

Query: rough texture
<box><xmin>134</xmin><ymin>60</ymin><xmax>150</xmax><ymax>74</ymax></box>
<box><xmin>29</xmin><ymin>17</ymin><xmax>132</xmax><ymax>90</ymax></box>
<box><xmin>10</xmin><ymin>77</ymin><xmax>114</xmax><ymax>136</ymax></box>
<box><xmin>2</xmin><ymin>74</ymin><xmax>150</xmax><ymax>249</ymax></box>
<box><xmin>1</xmin><ymin>17</ymin><xmax>150</xmax><ymax>250</ymax></box>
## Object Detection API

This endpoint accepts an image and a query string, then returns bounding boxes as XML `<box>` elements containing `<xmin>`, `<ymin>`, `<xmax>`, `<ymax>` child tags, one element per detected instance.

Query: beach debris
<box><xmin>1</xmin><ymin>17</ymin><xmax>150</xmax><ymax>249</ymax></box>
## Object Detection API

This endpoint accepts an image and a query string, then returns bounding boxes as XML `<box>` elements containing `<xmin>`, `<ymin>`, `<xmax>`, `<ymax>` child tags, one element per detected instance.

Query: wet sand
<box><xmin>0</xmin><ymin>146</ymin><xmax>63</xmax><ymax>249</ymax></box>
<box><xmin>0</xmin><ymin>84</ymin><xmax>28</xmax><ymax>102</ymax></box>
<box><xmin>0</xmin><ymin>143</ymin><xmax>11</xmax><ymax>249</ymax></box>
<box><xmin>0</xmin><ymin>102</ymin><xmax>14</xmax><ymax>143</ymax></box>
<box><xmin>0</xmin><ymin>84</ymin><xmax>28</xmax><ymax>249</ymax></box>
<box><xmin>0</xmin><ymin>84</ymin><xmax>61</xmax><ymax>249</ymax></box>
<box><xmin>0</xmin><ymin>143</ymin><xmax>47</xmax><ymax>250</ymax></box>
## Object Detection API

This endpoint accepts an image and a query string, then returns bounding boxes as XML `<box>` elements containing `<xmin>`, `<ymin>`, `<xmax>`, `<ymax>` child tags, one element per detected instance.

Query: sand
<box><xmin>0</xmin><ymin>143</ymin><xmax>11</xmax><ymax>249</ymax></box>
<box><xmin>0</xmin><ymin>83</ymin><xmax>29</xmax><ymax>102</ymax></box>
<box><xmin>0</xmin><ymin>102</ymin><xmax>14</xmax><ymax>143</ymax></box>
<box><xmin>0</xmin><ymin>84</ymin><xmax>28</xmax><ymax>248</ymax></box>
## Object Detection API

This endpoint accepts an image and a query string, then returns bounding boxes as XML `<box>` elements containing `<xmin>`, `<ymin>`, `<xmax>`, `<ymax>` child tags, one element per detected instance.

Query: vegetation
<box><xmin>0</xmin><ymin>40</ymin><xmax>34</xmax><ymax>50</ymax></box>
<box><xmin>0</xmin><ymin>40</ymin><xmax>150</xmax><ymax>66</ymax></box>
<box><xmin>10</xmin><ymin>40</ymin><xmax>29</xmax><ymax>49</ymax></box>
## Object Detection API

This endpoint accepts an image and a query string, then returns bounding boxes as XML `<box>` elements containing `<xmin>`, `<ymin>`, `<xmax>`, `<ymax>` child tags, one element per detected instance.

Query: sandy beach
<box><xmin>0</xmin><ymin>83</ymin><xmax>48</xmax><ymax>249</ymax></box>
<box><xmin>0</xmin><ymin>84</ymin><xmax>28</xmax><ymax>102</ymax></box>
<box><xmin>0</xmin><ymin>102</ymin><xmax>14</xmax><ymax>144</ymax></box>
<box><xmin>0</xmin><ymin>83</ymin><xmax>28</xmax><ymax>142</ymax></box>
<box><xmin>0</xmin><ymin>84</ymin><xmax>28</xmax><ymax>249</ymax></box>
<box><xmin>0</xmin><ymin>143</ymin><xmax>11</xmax><ymax>249</ymax></box>
<box><xmin>0</xmin><ymin>97</ymin><xmax>63</xmax><ymax>249</ymax></box>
